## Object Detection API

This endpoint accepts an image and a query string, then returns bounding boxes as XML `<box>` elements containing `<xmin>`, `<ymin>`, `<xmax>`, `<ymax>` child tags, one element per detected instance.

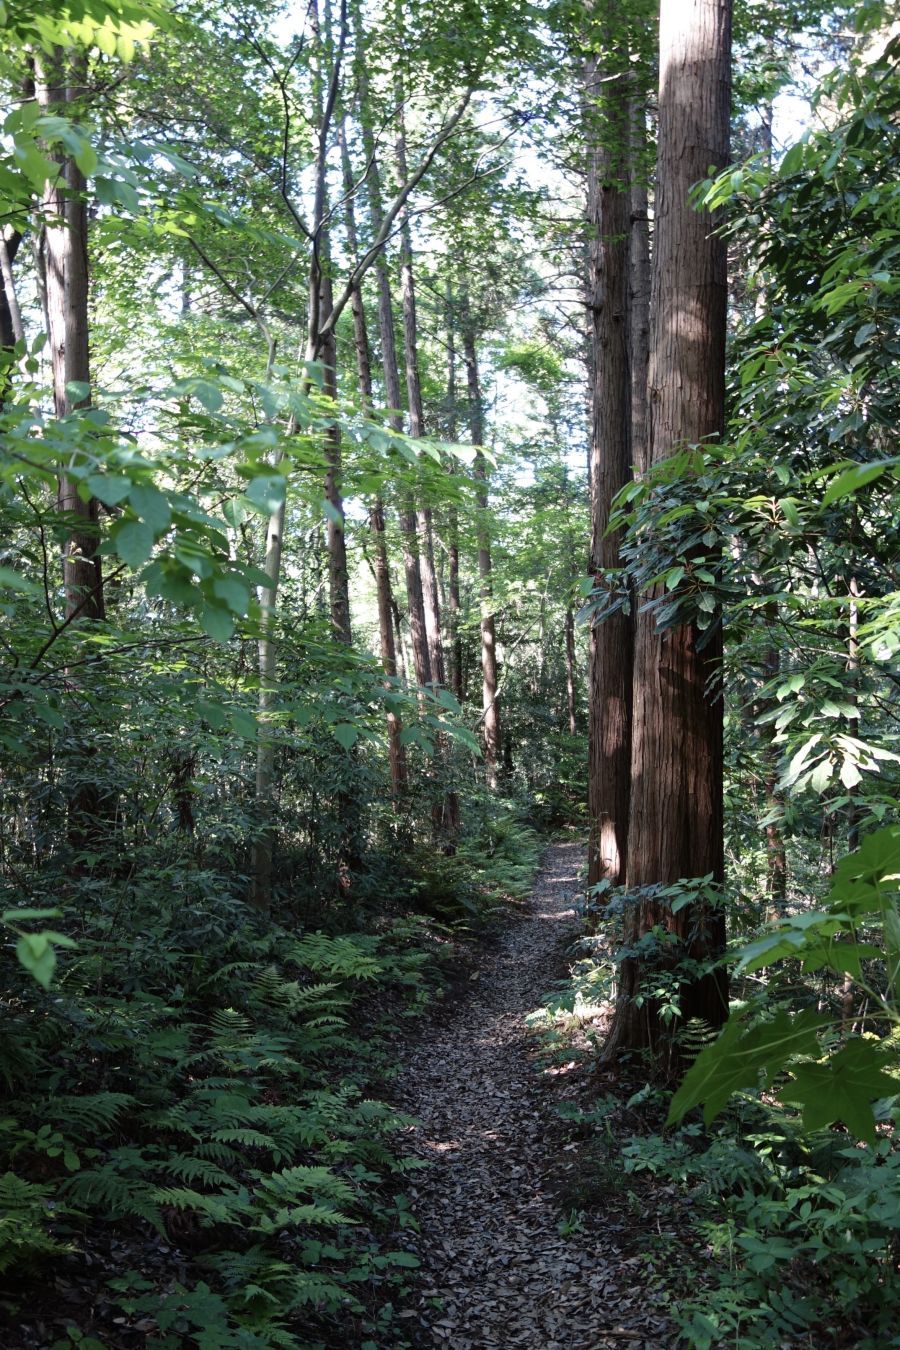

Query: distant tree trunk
<box><xmin>319</xmin><ymin>265</ymin><xmax>352</xmax><ymax>645</ymax></box>
<box><xmin>395</xmin><ymin>110</ymin><xmax>446</xmax><ymax>691</ymax></box>
<box><xmin>339</xmin><ymin>118</ymin><xmax>406</xmax><ymax>795</ymax></box>
<box><xmin>445</xmin><ymin>309</ymin><xmax>464</xmax><ymax>703</ymax></box>
<box><xmin>0</xmin><ymin>229</ymin><xmax>23</xmax><ymax>349</ymax></box>
<box><xmin>356</xmin><ymin>89</ymin><xmax>432</xmax><ymax>693</ymax></box>
<box><xmin>461</xmin><ymin>303</ymin><xmax>501</xmax><ymax>787</ymax></box>
<box><xmin>759</xmin><ymin>604</ymin><xmax>787</xmax><ymax>915</ymax></box>
<box><xmin>395</xmin><ymin>107</ymin><xmax>458</xmax><ymax>835</ymax></box>
<box><xmin>604</xmin><ymin>0</ymin><xmax>732</xmax><ymax>1065</ymax></box>
<box><xmin>565</xmin><ymin>603</ymin><xmax>578</xmax><ymax>736</ymax></box>
<box><xmin>585</xmin><ymin>40</ymin><xmax>633</xmax><ymax>890</ymax></box>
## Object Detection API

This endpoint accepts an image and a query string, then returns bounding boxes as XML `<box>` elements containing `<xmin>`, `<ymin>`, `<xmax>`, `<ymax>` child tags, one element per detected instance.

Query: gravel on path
<box><xmin>395</xmin><ymin>840</ymin><xmax>673</xmax><ymax>1350</ymax></box>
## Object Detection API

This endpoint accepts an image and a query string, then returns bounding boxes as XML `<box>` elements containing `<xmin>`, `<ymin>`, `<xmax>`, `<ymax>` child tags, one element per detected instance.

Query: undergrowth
<box><xmin>0</xmin><ymin>804</ymin><xmax>544</xmax><ymax>1347</ymax></box>
<box><xmin>0</xmin><ymin>866</ymin><xmax>442</xmax><ymax>1348</ymax></box>
<box><xmin>529</xmin><ymin>949</ymin><xmax>900</xmax><ymax>1349</ymax></box>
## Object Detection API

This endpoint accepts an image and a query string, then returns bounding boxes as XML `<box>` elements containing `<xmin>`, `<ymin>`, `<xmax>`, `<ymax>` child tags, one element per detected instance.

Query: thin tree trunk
<box><xmin>585</xmin><ymin>37</ymin><xmax>633</xmax><ymax>890</ymax></box>
<box><xmin>461</xmin><ymin>303</ymin><xmax>501</xmax><ymax>787</ymax></box>
<box><xmin>565</xmin><ymin>604</ymin><xmax>578</xmax><ymax>736</ymax></box>
<box><xmin>605</xmin><ymin>0</ymin><xmax>732</xmax><ymax>1066</ymax></box>
<box><xmin>395</xmin><ymin>104</ymin><xmax>457</xmax><ymax>833</ymax></box>
<box><xmin>445</xmin><ymin>301</ymin><xmax>464</xmax><ymax>703</ymax></box>
<box><xmin>0</xmin><ymin>230</ymin><xmax>24</xmax><ymax>348</ymax></box>
<box><xmin>320</xmin><ymin>265</ymin><xmax>352</xmax><ymax>646</ymax></box>
<box><xmin>395</xmin><ymin>111</ymin><xmax>445</xmax><ymax>689</ymax></box>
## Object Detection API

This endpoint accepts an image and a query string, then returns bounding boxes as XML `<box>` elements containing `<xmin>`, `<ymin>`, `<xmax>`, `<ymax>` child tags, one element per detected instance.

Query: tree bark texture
<box><xmin>606</xmin><ymin>0</ymin><xmax>732</xmax><ymax>1062</ymax></box>
<box><xmin>628</xmin><ymin>93</ymin><xmax>651</xmax><ymax>477</ymax></box>
<box><xmin>37</xmin><ymin>54</ymin><xmax>105</xmax><ymax>624</ymax></box>
<box><xmin>585</xmin><ymin>44</ymin><xmax>633</xmax><ymax>891</ymax></box>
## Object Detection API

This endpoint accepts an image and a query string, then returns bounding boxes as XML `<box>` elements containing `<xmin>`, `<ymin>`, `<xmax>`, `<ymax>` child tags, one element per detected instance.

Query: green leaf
<box><xmin>332</xmin><ymin>723</ymin><xmax>359</xmax><ymax>751</ymax></box>
<box><xmin>15</xmin><ymin>932</ymin><xmax>57</xmax><ymax>989</ymax></box>
<box><xmin>822</xmin><ymin>460</ymin><xmax>895</xmax><ymax>506</ymax></box>
<box><xmin>0</xmin><ymin>566</ymin><xmax>40</xmax><ymax>595</ymax></box>
<box><xmin>667</xmin><ymin>1008</ymin><xmax>828</xmax><ymax>1127</ymax></box>
<box><xmin>65</xmin><ymin>380</ymin><xmax>91</xmax><ymax>404</ymax></box>
<box><xmin>2</xmin><ymin>907</ymin><xmax>61</xmax><ymax>923</ymax></box>
<box><xmin>86</xmin><ymin>474</ymin><xmax>132</xmax><ymax>506</ymax></box>
<box><xmin>245</xmin><ymin>475</ymin><xmax>286</xmax><ymax>514</ymax></box>
<box><xmin>212</xmin><ymin>575</ymin><xmax>251</xmax><ymax>614</ymax></box>
<box><xmin>128</xmin><ymin>485</ymin><xmax>172</xmax><ymax>535</ymax></box>
<box><xmin>230</xmin><ymin>708</ymin><xmax>257</xmax><ymax>739</ymax></box>
<box><xmin>114</xmin><ymin>520</ymin><xmax>154</xmax><ymax>569</ymax></box>
<box><xmin>780</xmin><ymin>1039</ymin><xmax>900</xmax><ymax>1143</ymax></box>
<box><xmin>200</xmin><ymin>604</ymin><xmax>234</xmax><ymax>642</ymax></box>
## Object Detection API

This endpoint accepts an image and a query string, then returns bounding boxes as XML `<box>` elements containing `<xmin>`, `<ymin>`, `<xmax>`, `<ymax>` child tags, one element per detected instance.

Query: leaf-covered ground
<box><xmin>393</xmin><ymin>841</ymin><xmax>672</xmax><ymax>1348</ymax></box>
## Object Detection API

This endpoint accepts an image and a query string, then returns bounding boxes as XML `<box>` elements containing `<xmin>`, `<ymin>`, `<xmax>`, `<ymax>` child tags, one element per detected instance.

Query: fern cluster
<box><xmin>0</xmin><ymin>869</ymin><xmax>438</xmax><ymax>1346</ymax></box>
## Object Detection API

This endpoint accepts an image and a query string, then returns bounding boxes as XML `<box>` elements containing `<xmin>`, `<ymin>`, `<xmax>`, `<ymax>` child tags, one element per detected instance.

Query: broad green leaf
<box><xmin>245</xmin><ymin>475</ymin><xmax>287</xmax><ymax>514</ymax></box>
<box><xmin>332</xmin><ymin>723</ymin><xmax>359</xmax><ymax>751</ymax></box>
<box><xmin>212</xmin><ymin>575</ymin><xmax>251</xmax><ymax>614</ymax></box>
<box><xmin>129</xmin><ymin>485</ymin><xmax>172</xmax><ymax>534</ymax></box>
<box><xmin>114</xmin><ymin>520</ymin><xmax>154</xmax><ymax>569</ymax></box>
<box><xmin>668</xmin><ymin>1008</ymin><xmax>828</xmax><ymax>1127</ymax></box>
<box><xmin>16</xmin><ymin>932</ymin><xmax>57</xmax><ymax>989</ymax></box>
<box><xmin>86</xmin><ymin>474</ymin><xmax>132</xmax><ymax>506</ymax></box>
<box><xmin>200</xmin><ymin>603</ymin><xmax>234</xmax><ymax>642</ymax></box>
<box><xmin>780</xmin><ymin>1039</ymin><xmax>900</xmax><ymax>1144</ymax></box>
<box><xmin>822</xmin><ymin>460</ymin><xmax>895</xmax><ymax>506</ymax></box>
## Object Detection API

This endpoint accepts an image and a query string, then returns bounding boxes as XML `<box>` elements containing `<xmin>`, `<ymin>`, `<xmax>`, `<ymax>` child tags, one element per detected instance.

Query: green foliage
<box><xmin>0</xmin><ymin>864</ymin><xmax>437</xmax><ymax>1344</ymax></box>
<box><xmin>670</xmin><ymin>825</ymin><xmax>900</xmax><ymax>1141</ymax></box>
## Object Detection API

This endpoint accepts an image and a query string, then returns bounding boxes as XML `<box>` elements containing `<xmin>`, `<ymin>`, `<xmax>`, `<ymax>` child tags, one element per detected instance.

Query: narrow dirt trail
<box><xmin>395</xmin><ymin>841</ymin><xmax>671</xmax><ymax>1349</ymax></box>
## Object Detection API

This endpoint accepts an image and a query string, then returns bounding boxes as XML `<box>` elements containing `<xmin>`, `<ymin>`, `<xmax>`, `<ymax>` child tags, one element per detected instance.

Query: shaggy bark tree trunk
<box><xmin>585</xmin><ymin>38</ymin><xmax>633</xmax><ymax>891</ymax></box>
<box><xmin>604</xmin><ymin>0</ymin><xmax>732</xmax><ymax>1066</ymax></box>
<box><xmin>628</xmin><ymin>93</ymin><xmax>651</xmax><ymax>477</ymax></box>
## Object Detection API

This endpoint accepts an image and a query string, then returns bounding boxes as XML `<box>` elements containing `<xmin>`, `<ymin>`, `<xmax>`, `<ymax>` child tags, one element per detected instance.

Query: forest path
<box><xmin>394</xmin><ymin>840</ymin><xmax>670</xmax><ymax>1349</ymax></box>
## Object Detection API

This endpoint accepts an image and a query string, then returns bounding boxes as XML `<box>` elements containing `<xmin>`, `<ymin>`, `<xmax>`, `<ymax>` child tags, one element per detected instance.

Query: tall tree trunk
<box><xmin>339</xmin><ymin>118</ymin><xmax>406</xmax><ymax>795</ymax></box>
<box><xmin>319</xmin><ymin>265</ymin><xmax>352</xmax><ymax>646</ymax></box>
<box><xmin>0</xmin><ymin>228</ymin><xmax>23</xmax><ymax>404</ymax></box>
<box><xmin>565</xmin><ymin>603</ymin><xmax>578</xmax><ymax>736</ymax></box>
<box><xmin>37</xmin><ymin>53</ymin><xmax>105</xmax><ymax>624</ymax></box>
<box><xmin>395</xmin><ymin>111</ymin><xmax>446</xmax><ymax>691</ymax></box>
<box><xmin>355</xmin><ymin>38</ymin><xmax>431</xmax><ymax>694</ymax></box>
<box><xmin>395</xmin><ymin>105</ymin><xmax>457</xmax><ymax>834</ymax></box>
<box><xmin>36</xmin><ymin>53</ymin><xmax>113</xmax><ymax>865</ymax></box>
<box><xmin>445</xmin><ymin>301</ymin><xmax>464</xmax><ymax>703</ymax></box>
<box><xmin>604</xmin><ymin>0</ymin><xmax>732</xmax><ymax>1065</ymax></box>
<box><xmin>461</xmin><ymin>303</ymin><xmax>501</xmax><ymax>787</ymax></box>
<box><xmin>759</xmin><ymin>603</ymin><xmax>787</xmax><ymax>915</ymax></box>
<box><xmin>585</xmin><ymin>39</ymin><xmax>633</xmax><ymax>890</ymax></box>
<box><xmin>628</xmin><ymin>92</ymin><xmax>651</xmax><ymax>478</ymax></box>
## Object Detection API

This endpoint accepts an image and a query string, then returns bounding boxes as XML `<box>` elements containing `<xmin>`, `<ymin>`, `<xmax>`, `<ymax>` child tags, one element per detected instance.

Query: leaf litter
<box><xmin>393</xmin><ymin>841</ymin><xmax>673</xmax><ymax>1349</ymax></box>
